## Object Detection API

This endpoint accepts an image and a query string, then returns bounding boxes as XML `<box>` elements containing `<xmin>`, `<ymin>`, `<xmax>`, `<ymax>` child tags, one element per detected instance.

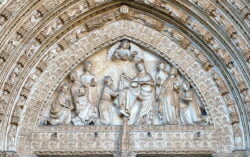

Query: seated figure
<box><xmin>49</xmin><ymin>83</ymin><xmax>73</xmax><ymax>125</ymax></box>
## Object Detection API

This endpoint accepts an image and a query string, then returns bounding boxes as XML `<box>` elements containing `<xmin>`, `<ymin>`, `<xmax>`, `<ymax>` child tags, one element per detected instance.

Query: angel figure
<box><xmin>107</xmin><ymin>40</ymin><xmax>144</xmax><ymax>61</ymax></box>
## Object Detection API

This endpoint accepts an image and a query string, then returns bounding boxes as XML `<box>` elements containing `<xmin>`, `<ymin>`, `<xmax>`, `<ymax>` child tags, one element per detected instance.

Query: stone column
<box><xmin>118</xmin><ymin>117</ymin><xmax>132</xmax><ymax>157</ymax></box>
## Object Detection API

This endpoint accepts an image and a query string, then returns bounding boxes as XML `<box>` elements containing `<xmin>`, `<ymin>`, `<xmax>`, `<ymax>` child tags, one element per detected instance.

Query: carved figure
<box><xmin>72</xmin><ymin>85</ymin><xmax>98</xmax><ymax>125</ymax></box>
<box><xmin>157</xmin><ymin>67</ymin><xmax>180</xmax><ymax>124</ymax></box>
<box><xmin>119</xmin><ymin>62</ymin><xmax>155</xmax><ymax>125</ymax></box>
<box><xmin>49</xmin><ymin>83</ymin><xmax>73</xmax><ymax>125</ymax></box>
<box><xmin>107</xmin><ymin>40</ymin><xmax>144</xmax><ymax>61</ymax></box>
<box><xmin>180</xmin><ymin>82</ymin><xmax>202</xmax><ymax>124</ymax></box>
<box><xmin>99</xmin><ymin>76</ymin><xmax>122</xmax><ymax>125</ymax></box>
<box><xmin>8</xmin><ymin>125</ymin><xmax>17</xmax><ymax>149</ymax></box>
<box><xmin>80</xmin><ymin>61</ymin><xmax>98</xmax><ymax>114</ymax></box>
<box><xmin>45</xmin><ymin>40</ymin><xmax>208</xmax><ymax>126</ymax></box>
<box><xmin>30</xmin><ymin>10</ymin><xmax>42</xmax><ymax>24</ymax></box>
<box><xmin>228</xmin><ymin>63</ymin><xmax>247</xmax><ymax>91</ymax></box>
<box><xmin>70</xmin><ymin>71</ymin><xmax>98</xmax><ymax>125</ymax></box>
<box><xmin>8</xmin><ymin>63</ymin><xmax>23</xmax><ymax>85</ymax></box>
<box><xmin>155</xmin><ymin>62</ymin><xmax>171</xmax><ymax>124</ymax></box>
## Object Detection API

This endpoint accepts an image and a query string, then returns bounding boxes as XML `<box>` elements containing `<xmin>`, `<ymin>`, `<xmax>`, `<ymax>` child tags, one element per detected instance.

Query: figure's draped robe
<box><xmin>99</xmin><ymin>86</ymin><xmax>122</xmax><ymax>125</ymax></box>
<box><xmin>160</xmin><ymin>75</ymin><xmax>179</xmax><ymax>124</ymax></box>
<box><xmin>80</xmin><ymin>72</ymin><xmax>98</xmax><ymax>115</ymax></box>
<box><xmin>180</xmin><ymin>89</ymin><xmax>202</xmax><ymax>124</ymax></box>
<box><xmin>50</xmin><ymin>93</ymin><xmax>72</xmax><ymax>125</ymax></box>
<box><xmin>119</xmin><ymin>73</ymin><xmax>155</xmax><ymax>125</ymax></box>
<box><xmin>155</xmin><ymin>70</ymin><xmax>169</xmax><ymax>124</ymax></box>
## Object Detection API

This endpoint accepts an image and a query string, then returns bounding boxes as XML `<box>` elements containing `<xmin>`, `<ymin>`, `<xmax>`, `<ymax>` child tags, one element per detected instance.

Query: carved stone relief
<box><xmin>42</xmin><ymin>40</ymin><xmax>207</xmax><ymax>126</ymax></box>
<box><xmin>0</xmin><ymin>0</ymin><xmax>249</xmax><ymax>155</ymax></box>
<box><xmin>17</xmin><ymin>20</ymin><xmax>234</xmax><ymax>155</ymax></box>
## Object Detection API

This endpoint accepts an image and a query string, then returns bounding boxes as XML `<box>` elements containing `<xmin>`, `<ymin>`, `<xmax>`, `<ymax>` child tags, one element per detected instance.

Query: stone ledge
<box><xmin>212</xmin><ymin>150</ymin><xmax>250</xmax><ymax>157</ymax></box>
<box><xmin>35</xmin><ymin>124</ymin><xmax>215</xmax><ymax>132</ymax></box>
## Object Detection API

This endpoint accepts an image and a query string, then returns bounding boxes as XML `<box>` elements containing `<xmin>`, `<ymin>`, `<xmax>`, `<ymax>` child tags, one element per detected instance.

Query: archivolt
<box><xmin>0</xmin><ymin>0</ymin><xmax>249</xmax><ymax>154</ymax></box>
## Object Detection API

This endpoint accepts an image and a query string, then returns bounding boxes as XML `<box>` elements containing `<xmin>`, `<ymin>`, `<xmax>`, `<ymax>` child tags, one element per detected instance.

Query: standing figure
<box><xmin>99</xmin><ymin>76</ymin><xmax>122</xmax><ymax>125</ymax></box>
<box><xmin>70</xmin><ymin>71</ymin><xmax>98</xmax><ymax>125</ymax></box>
<box><xmin>119</xmin><ymin>62</ymin><xmax>155</xmax><ymax>125</ymax></box>
<box><xmin>72</xmin><ymin>85</ymin><xmax>98</xmax><ymax>125</ymax></box>
<box><xmin>179</xmin><ymin>82</ymin><xmax>193</xmax><ymax>124</ymax></box>
<box><xmin>49</xmin><ymin>83</ymin><xmax>73</xmax><ymax>125</ymax></box>
<box><xmin>158</xmin><ymin>67</ymin><xmax>180</xmax><ymax>124</ymax></box>
<box><xmin>180</xmin><ymin>82</ymin><xmax>202</xmax><ymax>124</ymax></box>
<box><xmin>80</xmin><ymin>61</ymin><xmax>98</xmax><ymax>115</ymax></box>
<box><xmin>155</xmin><ymin>62</ymin><xmax>171</xmax><ymax>97</ymax></box>
<box><xmin>155</xmin><ymin>62</ymin><xmax>170</xmax><ymax>124</ymax></box>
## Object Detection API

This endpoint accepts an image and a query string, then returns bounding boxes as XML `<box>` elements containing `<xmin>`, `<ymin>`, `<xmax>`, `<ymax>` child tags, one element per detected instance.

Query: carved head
<box><xmin>158</xmin><ymin>62</ymin><xmax>165</xmax><ymax>70</ymax></box>
<box><xmin>182</xmin><ymin>82</ymin><xmax>190</xmax><ymax>91</ymax></box>
<box><xmin>211</xmin><ymin>72</ymin><xmax>219</xmax><ymax>80</ymax></box>
<box><xmin>136</xmin><ymin>62</ymin><xmax>146</xmax><ymax>73</ymax></box>
<box><xmin>170</xmin><ymin>67</ymin><xmax>177</xmax><ymax>76</ymax></box>
<box><xmin>60</xmin><ymin>82</ymin><xmax>69</xmax><ymax>94</ymax></box>
<box><xmin>104</xmin><ymin>76</ymin><xmax>113</xmax><ymax>86</ymax></box>
<box><xmin>35</xmin><ymin>10</ymin><xmax>42</xmax><ymax>18</ymax></box>
<box><xmin>17</xmin><ymin>63</ymin><xmax>23</xmax><ymax>69</ymax></box>
<box><xmin>121</xmin><ymin>40</ymin><xmax>130</xmax><ymax>49</ymax></box>
<box><xmin>158</xmin><ymin>62</ymin><xmax>170</xmax><ymax>72</ymax></box>
<box><xmin>19</xmin><ymin>95</ymin><xmax>26</xmax><ymax>102</ymax></box>
<box><xmin>83</xmin><ymin>61</ymin><xmax>92</xmax><ymax>72</ymax></box>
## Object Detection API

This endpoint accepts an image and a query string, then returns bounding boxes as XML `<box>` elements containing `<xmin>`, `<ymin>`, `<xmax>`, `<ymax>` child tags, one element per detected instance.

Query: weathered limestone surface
<box><xmin>0</xmin><ymin>0</ymin><xmax>249</xmax><ymax>157</ymax></box>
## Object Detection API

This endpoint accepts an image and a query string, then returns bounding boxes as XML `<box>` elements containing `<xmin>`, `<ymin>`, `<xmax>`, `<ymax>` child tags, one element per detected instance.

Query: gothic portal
<box><xmin>0</xmin><ymin>0</ymin><xmax>249</xmax><ymax>157</ymax></box>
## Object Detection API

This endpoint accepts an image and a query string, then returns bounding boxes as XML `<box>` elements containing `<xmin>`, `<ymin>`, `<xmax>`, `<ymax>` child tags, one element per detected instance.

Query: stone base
<box><xmin>113</xmin><ymin>152</ymin><xmax>136</xmax><ymax>157</ymax></box>
<box><xmin>1</xmin><ymin>150</ymin><xmax>249</xmax><ymax>157</ymax></box>
<box><xmin>0</xmin><ymin>152</ymin><xmax>37</xmax><ymax>157</ymax></box>
<box><xmin>213</xmin><ymin>150</ymin><xmax>250</xmax><ymax>157</ymax></box>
